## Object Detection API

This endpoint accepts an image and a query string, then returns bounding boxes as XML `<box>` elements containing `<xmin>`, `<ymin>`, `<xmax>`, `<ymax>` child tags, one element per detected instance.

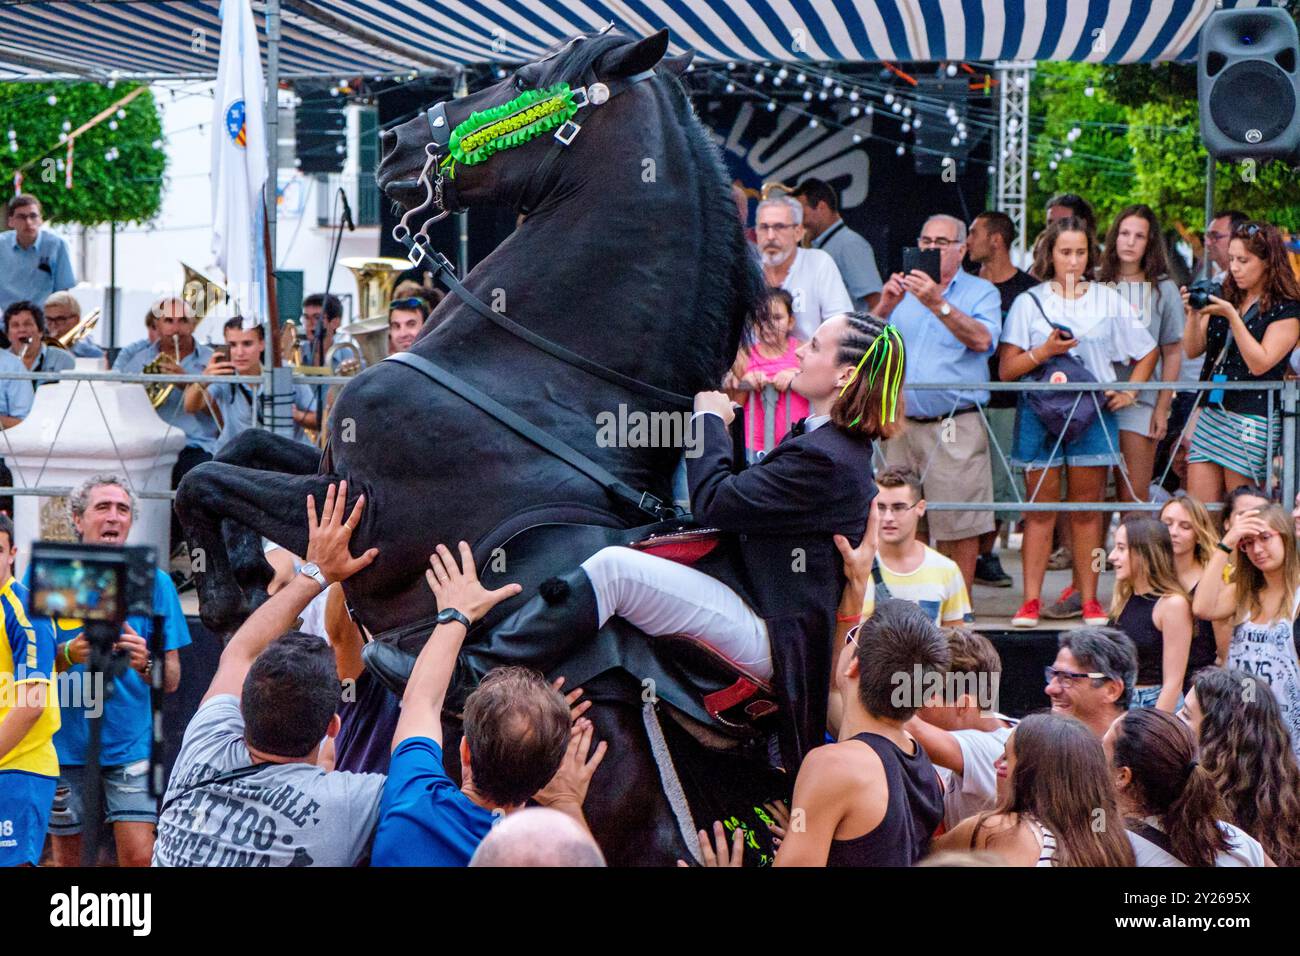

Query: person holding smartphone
<box><xmin>184</xmin><ymin>317</ymin><xmax>319</xmax><ymax>451</ymax></box>
<box><xmin>872</xmin><ymin>214</ymin><xmax>1003</xmax><ymax>604</ymax></box>
<box><xmin>998</xmin><ymin>216</ymin><xmax>1157</xmax><ymax>628</ymax></box>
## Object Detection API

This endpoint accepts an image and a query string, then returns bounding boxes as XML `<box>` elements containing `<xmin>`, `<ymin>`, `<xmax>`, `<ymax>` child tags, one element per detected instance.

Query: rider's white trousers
<box><xmin>580</xmin><ymin>545</ymin><xmax>772</xmax><ymax>681</ymax></box>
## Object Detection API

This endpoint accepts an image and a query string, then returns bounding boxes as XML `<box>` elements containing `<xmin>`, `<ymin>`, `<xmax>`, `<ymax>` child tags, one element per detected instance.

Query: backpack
<box><xmin>1022</xmin><ymin>292</ymin><xmax>1100</xmax><ymax>446</ymax></box>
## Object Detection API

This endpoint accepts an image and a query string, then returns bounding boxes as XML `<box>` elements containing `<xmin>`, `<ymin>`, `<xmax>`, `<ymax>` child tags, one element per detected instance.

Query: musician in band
<box><xmin>2</xmin><ymin>300</ymin><xmax>75</xmax><ymax>387</ymax></box>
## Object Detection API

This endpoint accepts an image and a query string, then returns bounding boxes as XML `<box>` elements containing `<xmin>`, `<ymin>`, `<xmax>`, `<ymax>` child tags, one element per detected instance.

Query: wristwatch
<box><xmin>298</xmin><ymin>562</ymin><xmax>328</xmax><ymax>589</ymax></box>
<box><xmin>436</xmin><ymin>607</ymin><xmax>472</xmax><ymax>629</ymax></box>
<box><xmin>938</xmin><ymin>301</ymin><xmax>952</xmax><ymax>317</ymax></box>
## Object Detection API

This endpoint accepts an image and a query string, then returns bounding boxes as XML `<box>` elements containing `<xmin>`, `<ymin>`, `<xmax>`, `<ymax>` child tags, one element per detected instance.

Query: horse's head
<box><xmin>377</xmin><ymin>29</ymin><xmax>691</xmax><ymax>232</ymax></box>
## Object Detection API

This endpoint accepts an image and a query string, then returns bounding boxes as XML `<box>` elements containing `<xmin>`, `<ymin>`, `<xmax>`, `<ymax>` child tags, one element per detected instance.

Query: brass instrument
<box><xmin>144</xmin><ymin>334</ymin><xmax>182</xmax><ymax>409</ymax></box>
<box><xmin>323</xmin><ymin>257</ymin><xmax>407</xmax><ymax>375</ymax></box>
<box><xmin>43</xmin><ymin>307</ymin><xmax>101</xmax><ymax>351</ymax></box>
<box><xmin>181</xmin><ymin>262</ymin><xmax>232</xmax><ymax>320</ymax></box>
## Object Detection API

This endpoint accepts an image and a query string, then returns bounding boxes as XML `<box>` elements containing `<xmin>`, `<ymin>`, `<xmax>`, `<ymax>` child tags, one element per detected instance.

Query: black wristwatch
<box><xmin>1216</xmin><ymin>540</ymin><xmax>1234</xmax><ymax>555</ymax></box>
<box><xmin>436</xmin><ymin>607</ymin><xmax>472</xmax><ymax>629</ymax></box>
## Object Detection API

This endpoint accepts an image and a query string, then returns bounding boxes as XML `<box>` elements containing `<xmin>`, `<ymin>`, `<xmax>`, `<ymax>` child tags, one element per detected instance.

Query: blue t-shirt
<box><xmin>32</xmin><ymin>567</ymin><xmax>191</xmax><ymax>767</ymax></box>
<box><xmin>371</xmin><ymin>736</ymin><xmax>495</xmax><ymax>866</ymax></box>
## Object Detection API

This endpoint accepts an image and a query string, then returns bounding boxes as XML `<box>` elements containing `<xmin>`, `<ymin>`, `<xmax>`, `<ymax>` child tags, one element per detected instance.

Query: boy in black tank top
<box><xmin>773</xmin><ymin>600</ymin><xmax>949</xmax><ymax>866</ymax></box>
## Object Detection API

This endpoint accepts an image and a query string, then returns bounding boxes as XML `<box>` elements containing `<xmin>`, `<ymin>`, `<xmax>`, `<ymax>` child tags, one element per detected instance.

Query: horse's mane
<box><xmin>536</xmin><ymin>31</ymin><xmax>765</xmax><ymax>390</ymax></box>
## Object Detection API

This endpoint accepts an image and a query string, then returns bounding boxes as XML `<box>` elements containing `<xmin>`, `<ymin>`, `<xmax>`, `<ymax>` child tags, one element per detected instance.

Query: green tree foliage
<box><xmin>1027</xmin><ymin>55</ymin><xmax>1300</xmax><ymax>239</ymax></box>
<box><xmin>0</xmin><ymin>81</ymin><xmax>165</xmax><ymax>226</ymax></box>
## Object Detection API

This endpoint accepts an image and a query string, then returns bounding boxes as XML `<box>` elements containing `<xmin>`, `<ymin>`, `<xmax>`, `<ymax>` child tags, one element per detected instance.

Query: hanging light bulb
<box><xmin>727</xmin><ymin>61</ymin><xmax>737</xmax><ymax>70</ymax></box>
<box><xmin>818</xmin><ymin>90</ymin><xmax>828</xmax><ymax>100</ymax></box>
<box><xmin>755</xmin><ymin>71</ymin><xmax>765</xmax><ymax>84</ymax></box>
<box><xmin>1084</xmin><ymin>86</ymin><xmax>1095</xmax><ymax>97</ymax></box>
<box><xmin>773</xmin><ymin>76</ymin><xmax>783</xmax><ymax>86</ymax></box>
<box><xmin>1032</xmin><ymin>169</ymin><xmax>1042</xmax><ymax>180</ymax></box>
<box><xmin>116</xmin><ymin>108</ymin><xmax>126</xmax><ymax>119</ymax></box>
<box><xmin>777</xmin><ymin>67</ymin><xmax>789</xmax><ymax>79</ymax></box>
<box><xmin>913</xmin><ymin>116</ymin><xmax>922</xmax><ymax>128</ymax></box>
<box><xmin>58</xmin><ymin>132</ymin><xmax>67</xmax><ymax>142</ymax></box>
<box><xmin>884</xmin><ymin>93</ymin><xmax>894</xmax><ymax>105</ymax></box>
<box><xmin>152</xmin><ymin>139</ymin><xmax>164</xmax><ymax>149</ymax></box>
<box><xmin>849</xmin><ymin>105</ymin><xmax>860</xmax><ymax>117</ymax></box>
<box><xmin>902</xmin><ymin>106</ymin><xmax>912</xmax><ymax>117</ymax></box>
<box><xmin>950</xmin><ymin>135</ymin><xmax>960</xmax><ymax>146</ymax></box>
<box><xmin>766</xmin><ymin>100</ymin><xmax>777</xmax><ymax>112</ymax></box>
<box><xmin>891</xmin><ymin>101</ymin><xmax>901</xmax><ymax>113</ymax></box>
<box><xmin>802</xmin><ymin>89</ymin><xmax>813</xmax><ymax>101</ymax></box>
<box><xmin>865</xmin><ymin>103</ymin><xmax>874</xmax><ymax>116</ymax></box>
<box><xmin>987</xmin><ymin>165</ymin><xmax>996</xmax><ymax>175</ymax></box>
<box><xmin>1049</xmin><ymin>160</ymin><xmax>1058</xmax><ymax>170</ymax></box>
<box><xmin>809</xmin><ymin>118</ymin><xmax>819</xmax><ymax>128</ymax></box>
<box><xmin>895</xmin><ymin>144</ymin><xmax>905</xmax><ymax>156</ymax></box>
<box><xmin>61</xmin><ymin>120</ymin><xmax>71</xmax><ymax>132</ymax></box>
<box><xmin>946</xmin><ymin>63</ymin><xmax>958</xmax><ymax>77</ymax></box>
<box><xmin>833</xmin><ymin>86</ymin><xmax>843</xmax><ymax>97</ymax></box>
<box><xmin>795</xmin><ymin>73</ymin><xmax>806</xmax><ymax>84</ymax></box>
<box><xmin>902</xmin><ymin>122</ymin><xmax>911</xmax><ymax>133</ymax></box>
<box><xmin>848</xmin><ymin>89</ymin><xmax>859</xmax><ymax>101</ymax></box>
<box><xmin>725</xmin><ymin>82</ymin><xmax>735</xmax><ymax>93</ymax></box>
<box><xmin>822</xmin><ymin>75</ymin><xmax>833</xmax><ymax>87</ymax></box>
<box><xmin>1063</xmin><ymin>147</ymin><xmax>1073</xmax><ymax>157</ymax></box>
<box><xmin>47</xmin><ymin>94</ymin><xmax>57</xmax><ymax>106</ymax></box>
<box><xmin>852</xmin><ymin>133</ymin><xmax>862</xmax><ymax>143</ymax></box>
<box><xmin>108</xmin><ymin>120</ymin><xmax>118</xmax><ymax>131</ymax></box>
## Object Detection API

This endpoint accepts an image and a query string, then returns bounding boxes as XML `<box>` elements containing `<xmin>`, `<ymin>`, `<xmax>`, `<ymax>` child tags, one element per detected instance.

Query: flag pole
<box><xmin>264</xmin><ymin>0</ymin><xmax>292</xmax><ymax>435</ymax></box>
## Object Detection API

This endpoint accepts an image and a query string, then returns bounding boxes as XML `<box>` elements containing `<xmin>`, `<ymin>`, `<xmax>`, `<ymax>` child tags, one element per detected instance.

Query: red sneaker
<box><xmin>1082</xmin><ymin>599</ymin><xmax>1109</xmax><ymax>626</ymax></box>
<box><xmin>1011</xmin><ymin>599</ymin><xmax>1041</xmax><ymax>628</ymax></box>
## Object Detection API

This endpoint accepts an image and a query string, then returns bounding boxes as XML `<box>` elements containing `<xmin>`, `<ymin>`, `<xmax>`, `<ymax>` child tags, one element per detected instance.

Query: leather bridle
<box><xmin>382</xmin><ymin>46</ymin><xmax>691</xmax><ymax>521</ymax></box>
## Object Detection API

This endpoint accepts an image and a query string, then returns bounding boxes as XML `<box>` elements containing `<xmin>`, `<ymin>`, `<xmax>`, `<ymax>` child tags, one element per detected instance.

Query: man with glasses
<box><xmin>42</xmin><ymin>292</ymin><xmax>103</xmax><ymax>359</ymax></box>
<box><xmin>0</xmin><ymin>195</ymin><xmax>76</xmax><ymax>313</ymax></box>
<box><xmin>755</xmin><ymin>196</ymin><xmax>852</xmax><ymax>342</ymax></box>
<box><xmin>872</xmin><ymin>214</ymin><xmax>1002</xmax><ymax>603</ymax></box>
<box><xmin>388</xmin><ymin>297</ymin><xmax>428</xmax><ymax>355</ymax></box>
<box><xmin>858</xmin><ymin>468</ymin><xmax>970</xmax><ymax>628</ymax></box>
<box><xmin>300</xmin><ymin>293</ymin><xmax>343</xmax><ymax>366</ymax></box>
<box><xmin>1044</xmin><ymin>627</ymin><xmax>1138</xmax><ymax>739</ymax></box>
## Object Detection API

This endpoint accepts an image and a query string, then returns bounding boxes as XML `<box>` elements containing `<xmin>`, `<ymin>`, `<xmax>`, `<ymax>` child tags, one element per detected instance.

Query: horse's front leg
<box><xmin>177</xmin><ymin>461</ymin><xmax>342</xmax><ymax>636</ymax></box>
<box><xmin>213</xmin><ymin>430</ymin><xmax>325</xmax><ymax>608</ymax></box>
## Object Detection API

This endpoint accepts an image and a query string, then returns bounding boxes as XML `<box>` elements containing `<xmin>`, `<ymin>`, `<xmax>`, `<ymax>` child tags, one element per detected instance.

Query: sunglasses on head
<box><xmin>1233</xmin><ymin>223</ymin><xmax>1263</xmax><ymax>239</ymax></box>
<box><xmin>389</xmin><ymin>297</ymin><xmax>426</xmax><ymax>312</ymax></box>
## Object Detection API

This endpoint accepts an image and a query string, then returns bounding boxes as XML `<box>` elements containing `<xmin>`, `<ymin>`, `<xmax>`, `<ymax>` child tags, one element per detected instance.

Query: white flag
<box><xmin>211</xmin><ymin>0</ymin><xmax>268</xmax><ymax>319</ymax></box>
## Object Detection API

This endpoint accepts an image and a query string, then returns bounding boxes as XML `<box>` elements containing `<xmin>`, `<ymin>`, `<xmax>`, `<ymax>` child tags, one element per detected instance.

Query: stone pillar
<box><xmin>3</xmin><ymin>369</ymin><xmax>187</xmax><ymax>580</ymax></box>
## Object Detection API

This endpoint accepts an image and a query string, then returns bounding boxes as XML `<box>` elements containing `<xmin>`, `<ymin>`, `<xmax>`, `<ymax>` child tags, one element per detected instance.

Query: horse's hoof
<box><xmin>363</xmin><ymin>642</ymin><xmax>418</xmax><ymax>697</ymax></box>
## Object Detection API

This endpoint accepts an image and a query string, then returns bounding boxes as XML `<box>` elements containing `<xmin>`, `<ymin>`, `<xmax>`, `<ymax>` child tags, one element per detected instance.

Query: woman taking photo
<box><xmin>1192</xmin><ymin>503</ymin><xmax>1300</xmax><ymax>759</ymax></box>
<box><xmin>1183</xmin><ymin>668</ymin><xmax>1300</xmax><ymax>866</ymax></box>
<box><xmin>1183</xmin><ymin>221</ymin><xmax>1300</xmax><ymax>502</ymax></box>
<box><xmin>1000</xmin><ymin>216</ymin><xmax>1158</xmax><ymax>628</ymax></box>
<box><xmin>1106</xmin><ymin>707</ymin><xmax>1271</xmax><ymax>866</ymax></box>
<box><xmin>1097</xmin><ymin>205</ymin><xmax>1185</xmax><ymax>512</ymax></box>
<box><xmin>1107</xmin><ymin>517</ymin><xmax>1192</xmax><ymax>711</ymax></box>
<box><xmin>1158</xmin><ymin>494</ymin><xmax>1223</xmax><ymax>680</ymax></box>
<box><xmin>932</xmin><ymin>712</ymin><xmax>1135</xmax><ymax>866</ymax></box>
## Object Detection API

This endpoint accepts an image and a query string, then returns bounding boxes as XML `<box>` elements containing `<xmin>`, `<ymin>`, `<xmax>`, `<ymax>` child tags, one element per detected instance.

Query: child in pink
<box><xmin>728</xmin><ymin>289</ymin><xmax>810</xmax><ymax>453</ymax></box>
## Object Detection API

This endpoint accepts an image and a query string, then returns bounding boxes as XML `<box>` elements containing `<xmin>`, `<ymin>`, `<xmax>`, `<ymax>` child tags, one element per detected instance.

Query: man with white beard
<box><xmin>755</xmin><ymin>195</ymin><xmax>853</xmax><ymax>342</ymax></box>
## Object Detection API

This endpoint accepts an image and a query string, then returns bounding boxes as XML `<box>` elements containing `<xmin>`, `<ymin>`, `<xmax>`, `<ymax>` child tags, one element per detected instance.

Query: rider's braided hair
<box><xmin>830</xmin><ymin>312</ymin><xmax>906</xmax><ymax>440</ymax></box>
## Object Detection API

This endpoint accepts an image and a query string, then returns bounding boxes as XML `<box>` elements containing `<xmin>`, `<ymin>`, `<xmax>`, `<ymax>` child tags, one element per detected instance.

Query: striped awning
<box><xmin>0</xmin><ymin>0</ymin><xmax>1277</xmax><ymax>80</ymax></box>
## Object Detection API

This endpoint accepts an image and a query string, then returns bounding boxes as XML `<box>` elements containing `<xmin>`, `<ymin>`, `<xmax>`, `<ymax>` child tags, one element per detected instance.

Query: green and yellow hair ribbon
<box><xmin>839</xmin><ymin>323</ymin><xmax>905</xmax><ymax>427</ymax></box>
<box><xmin>441</xmin><ymin>82</ymin><xmax>580</xmax><ymax>178</ymax></box>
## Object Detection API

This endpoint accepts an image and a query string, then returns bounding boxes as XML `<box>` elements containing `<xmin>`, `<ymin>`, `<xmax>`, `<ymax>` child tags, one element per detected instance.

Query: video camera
<box><xmin>28</xmin><ymin>541</ymin><xmax>156</xmax><ymax>634</ymax></box>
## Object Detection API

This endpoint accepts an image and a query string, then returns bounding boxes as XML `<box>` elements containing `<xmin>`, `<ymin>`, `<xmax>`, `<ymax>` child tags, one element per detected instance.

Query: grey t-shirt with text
<box><xmin>152</xmin><ymin>695</ymin><xmax>385</xmax><ymax>867</ymax></box>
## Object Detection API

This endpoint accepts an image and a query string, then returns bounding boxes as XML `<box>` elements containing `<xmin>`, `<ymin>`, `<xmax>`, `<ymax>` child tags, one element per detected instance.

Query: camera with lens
<box><xmin>1187</xmin><ymin>277</ymin><xmax>1224</xmax><ymax>310</ymax></box>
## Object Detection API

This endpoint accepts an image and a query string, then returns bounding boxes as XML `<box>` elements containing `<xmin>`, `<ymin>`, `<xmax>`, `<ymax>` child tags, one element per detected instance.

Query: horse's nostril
<box><xmin>380</xmin><ymin>129</ymin><xmax>396</xmax><ymax>151</ymax></box>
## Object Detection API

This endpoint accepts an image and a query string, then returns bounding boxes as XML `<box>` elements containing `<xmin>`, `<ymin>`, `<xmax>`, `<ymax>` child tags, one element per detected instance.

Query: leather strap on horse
<box><xmin>409</xmin><ymin>238</ymin><xmax>693</xmax><ymax>410</ymax></box>
<box><xmin>384</xmin><ymin>351</ymin><xmax>681</xmax><ymax>521</ymax></box>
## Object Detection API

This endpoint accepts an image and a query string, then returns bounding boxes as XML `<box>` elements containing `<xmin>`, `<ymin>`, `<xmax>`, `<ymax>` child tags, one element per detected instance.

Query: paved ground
<box><xmin>971</xmin><ymin>531</ymin><xmax>1108</xmax><ymax>632</ymax></box>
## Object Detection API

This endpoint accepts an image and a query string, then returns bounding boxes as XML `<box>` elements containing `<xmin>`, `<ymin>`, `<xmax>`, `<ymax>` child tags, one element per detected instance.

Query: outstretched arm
<box><xmin>392</xmin><ymin>542</ymin><xmax>521</xmax><ymax>751</ymax></box>
<box><xmin>202</xmin><ymin>481</ymin><xmax>378</xmax><ymax>705</ymax></box>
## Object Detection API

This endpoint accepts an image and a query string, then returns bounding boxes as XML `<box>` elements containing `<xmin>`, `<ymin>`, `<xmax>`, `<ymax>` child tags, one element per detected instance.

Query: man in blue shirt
<box><xmin>874</xmin><ymin>214</ymin><xmax>1003</xmax><ymax>605</ymax></box>
<box><xmin>0</xmin><ymin>195</ymin><xmax>76</xmax><ymax>312</ymax></box>
<box><xmin>184</xmin><ymin>317</ymin><xmax>319</xmax><ymax>453</ymax></box>
<box><xmin>43</xmin><ymin>292</ymin><xmax>103</xmax><ymax>359</ymax></box>
<box><xmin>38</xmin><ymin>474</ymin><xmax>191</xmax><ymax>866</ymax></box>
<box><xmin>373</xmin><ymin>540</ymin><xmax>602</xmax><ymax>866</ymax></box>
<box><xmin>115</xmin><ymin>297</ymin><xmax>216</xmax><ymax>552</ymax></box>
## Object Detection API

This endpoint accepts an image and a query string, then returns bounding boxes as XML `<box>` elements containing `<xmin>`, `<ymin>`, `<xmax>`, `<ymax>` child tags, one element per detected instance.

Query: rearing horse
<box><xmin>177</xmin><ymin>28</ymin><xmax>770</xmax><ymax>864</ymax></box>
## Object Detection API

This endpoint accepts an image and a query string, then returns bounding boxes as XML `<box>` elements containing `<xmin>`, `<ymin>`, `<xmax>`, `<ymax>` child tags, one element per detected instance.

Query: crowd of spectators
<box><xmin>2</xmin><ymin>181</ymin><xmax>1300</xmax><ymax>871</ymax></box>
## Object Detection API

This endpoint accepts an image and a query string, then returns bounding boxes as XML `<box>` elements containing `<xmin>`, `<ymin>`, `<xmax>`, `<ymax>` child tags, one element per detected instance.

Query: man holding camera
<box><xmin>40</xmin><ymin>474</ymin><xmax>190</xmax><ymax>867</ymax></box>
<box><xmin>0</xmin><ymin>514</ymin><xmax>61</xmax><ymax>867</ymax></box>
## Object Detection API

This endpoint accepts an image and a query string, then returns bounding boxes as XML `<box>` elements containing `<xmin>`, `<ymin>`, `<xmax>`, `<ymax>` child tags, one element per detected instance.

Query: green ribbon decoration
<box><xmin>840</xmin><ymin>324</ymin><xmax>905</xmax><ymax>427</ymax></box>
<box><xmin>441</xmin><ymin>82</ymin><xmax>580</xmax><ymax>178</ymax></box>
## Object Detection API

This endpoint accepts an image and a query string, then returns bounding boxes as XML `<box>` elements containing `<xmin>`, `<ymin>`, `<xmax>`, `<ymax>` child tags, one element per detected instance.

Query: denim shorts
<box><xmin>0</xmin><ymin>771</ymin><xmax>57</xmax><ymax>865</ymax></box>
<box><xmin>1011</xmin><ymin>397</ymin><xmax>1121</xmax><ymax>470</ymax></box>
<box><xmin>48</xmin><ymin>760</ymin><xmax>158</xmax><ymax>833</ymax></box>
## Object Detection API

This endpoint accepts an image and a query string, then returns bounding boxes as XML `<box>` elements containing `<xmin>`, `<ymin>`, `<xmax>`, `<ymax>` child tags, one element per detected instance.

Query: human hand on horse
<box><xmin>424</xmin><ymin>541</ymin><xmax>522</xmax><ymax>626</ymax></box>
<box><xmin>694</xmin><ymin>390</ymin><xmax>738</xmax><ymax>426</ymax></box>
<box><xmin>533</xmin><ymin>716</ymin><xmax>607</xmax><ymax>821</ymax></box>
<box><xmin>305</xmin><ymin>480</ymin><xmax>379</xmax><ymax>585</ymax></box>
<box><xmin>552</xmin><ymin>676</ymin><xmax>592</xmax><ymax>723</ymax></box>
<box><xmin>677</xmin><ymin>820</ymin><xmax>746</xmax><ymax>867</ymax></box>
<box><xmin>762</xmin><ymin>799</ymin><xmax>790</xmax><ymax>850</ymax></box>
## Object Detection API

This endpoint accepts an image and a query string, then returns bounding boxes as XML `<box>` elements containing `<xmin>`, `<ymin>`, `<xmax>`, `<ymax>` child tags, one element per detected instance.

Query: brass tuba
<box><xmin>324</xmin><ymin>257</ymin><xmax>408</xmax><ymax>374</ymax></box>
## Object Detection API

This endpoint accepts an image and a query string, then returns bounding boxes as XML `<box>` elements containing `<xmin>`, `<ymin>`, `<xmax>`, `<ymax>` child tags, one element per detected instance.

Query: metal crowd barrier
<box><xmin>0</xmin><ymin>369</ymin><xmax>1294</xmax><ymax>511</ymax></box>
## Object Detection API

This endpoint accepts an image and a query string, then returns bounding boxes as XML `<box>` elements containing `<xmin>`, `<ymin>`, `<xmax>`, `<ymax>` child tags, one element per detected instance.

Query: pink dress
<box><xmin>739</xmin><ymin>337</ymin><xmax>810</xmax><ymax>452</ymax></box>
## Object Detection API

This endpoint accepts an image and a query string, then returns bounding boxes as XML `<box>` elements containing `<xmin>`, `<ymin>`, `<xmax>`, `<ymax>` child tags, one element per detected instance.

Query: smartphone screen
<box><xmin>901</xmin><ymin>247</ymin><xmax>942</xmax><ymax>284</ymax></box>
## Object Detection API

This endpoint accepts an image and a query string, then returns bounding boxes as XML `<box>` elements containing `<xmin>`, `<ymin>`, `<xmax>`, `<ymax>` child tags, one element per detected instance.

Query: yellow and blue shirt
<box><xmin>862</xmin><ymin>546</ymin><xmax>972</xmax><ymax>627</ymax></box>
<box><xmin>0</xmin><ymin>575</ymin><xmax>60</xmax><ymax>778</ymax></box>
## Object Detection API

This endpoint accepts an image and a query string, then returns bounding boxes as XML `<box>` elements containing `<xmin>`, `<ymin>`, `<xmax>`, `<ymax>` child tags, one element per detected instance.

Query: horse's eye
<box><xmin>513</xmin><ymin>74</ymin><xmax>530</xmax><ymax>92</ymax></box>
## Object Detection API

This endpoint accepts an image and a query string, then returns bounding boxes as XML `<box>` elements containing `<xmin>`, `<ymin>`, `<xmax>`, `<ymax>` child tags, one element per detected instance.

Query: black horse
<box><xmin>177</xmin><ymin>28</ymin><xmax>774</xmax><ymax>865</ymax></box>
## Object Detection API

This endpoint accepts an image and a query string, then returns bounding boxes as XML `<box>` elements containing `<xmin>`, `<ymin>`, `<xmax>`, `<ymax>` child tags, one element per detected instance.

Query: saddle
<box><xmin>368</xmin><ymin>517</ymin><xmax>781</xmax><ymax>747</ymax></box>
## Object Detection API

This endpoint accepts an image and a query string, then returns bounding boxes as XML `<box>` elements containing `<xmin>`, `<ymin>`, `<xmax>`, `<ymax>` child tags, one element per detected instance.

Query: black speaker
<box><xmin>294</xmin><ymin>81</ymin><xmax>347</xmax><ymax>174</ymax></box>
<box><xmin>1198</xmin><ymin>7</ymin><xmax>1300</xmax><ymax>162</ymax></box>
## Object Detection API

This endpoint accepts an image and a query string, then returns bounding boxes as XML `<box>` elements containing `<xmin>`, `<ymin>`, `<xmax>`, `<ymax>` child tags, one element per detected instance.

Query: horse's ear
<box><xmin>661</xmin><ymin>48</ymin><xmax>695</xmax><ymax>77</ymax></box>
<box><xmin>601</xmin><ymin>29</ymin><xmax>671</xmax><ymax>78</ymax></box>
